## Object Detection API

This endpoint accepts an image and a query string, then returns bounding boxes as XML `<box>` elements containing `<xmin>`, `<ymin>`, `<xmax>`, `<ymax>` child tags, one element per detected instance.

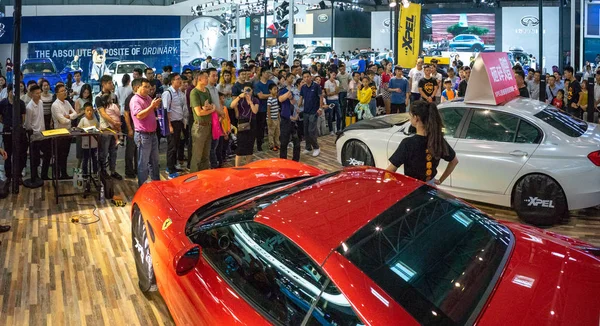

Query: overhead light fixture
<box><xmin>389</xmin><ymin>1</ymin><xmax>397</xmax><ymax>7</ymax></box>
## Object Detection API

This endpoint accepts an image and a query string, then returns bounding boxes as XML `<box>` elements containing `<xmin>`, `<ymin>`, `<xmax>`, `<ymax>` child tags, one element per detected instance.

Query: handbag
<box><xmin>238</xmin><ymin>121</ymin><xmax>251</xmax><ymax>132</ymax></box>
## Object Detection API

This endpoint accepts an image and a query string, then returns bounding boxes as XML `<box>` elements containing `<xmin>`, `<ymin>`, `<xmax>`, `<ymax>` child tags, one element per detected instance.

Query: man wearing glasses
<box><xmin>162</xmin><ymin>73</ymin><xmax>186</xmax><ymax>179</ymax></box>
<box><xmin>51</xmin><ymin>84</ymin><xmax>77</xmax><ymax>179</ymax></box>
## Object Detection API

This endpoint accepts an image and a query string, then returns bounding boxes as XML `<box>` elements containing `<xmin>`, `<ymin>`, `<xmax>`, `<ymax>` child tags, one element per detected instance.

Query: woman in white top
<box><xmin>40</xmin><ymin>79</ymin><xmax>54</xmax><ymax>130</ymax></box>
<box><xmin>0</xmin><ymin>76</ymin><xmax>7</xmax><ymax>101</ymax></box>
<box><xmin>116</xmin><ymin>74</ymin><xmax>133</xmax><ymax>114</ymax></box>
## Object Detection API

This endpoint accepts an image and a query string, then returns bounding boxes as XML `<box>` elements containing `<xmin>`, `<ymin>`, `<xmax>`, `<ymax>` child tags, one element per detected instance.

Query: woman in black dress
<box><xmin>231</xmin><ymin>83</ymin><xmax>259</xmax><ymax>166</ymax></box>
<box><xmin>386</xmin><ymin>100</ymin><xmax>459</xmax><ymax>185</ymax></box>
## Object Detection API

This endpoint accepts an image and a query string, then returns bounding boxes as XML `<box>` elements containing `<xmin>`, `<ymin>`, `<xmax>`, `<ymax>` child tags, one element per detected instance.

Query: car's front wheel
<box><xmin>513</xmin><ymin>174</ymin><xmax>568</xmax><ymax>226</ymax></box>
<box><xmin>342</xmin><ymin>140</ymin><xmax>375</xmax><ymax>167</ymax></box>
<box><xmin>132</xmin><ymin>206</ymin><xmax>157</xmax><ymax>293</ymax></box>
<box><xmin>472</xmin><ymin>44</ymin><xmax>484</xmax><ymax>52</ymax></box>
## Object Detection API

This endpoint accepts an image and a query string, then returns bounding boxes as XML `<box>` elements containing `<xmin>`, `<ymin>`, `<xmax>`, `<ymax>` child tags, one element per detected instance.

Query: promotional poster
<box><xmin>398</xmin><ymin>3</ymin><xmax>421</xmax><ymax>68</ymax></box>
<box><xmin>502</xmin><ymin>7</ymin><xmax>559</xmax><ymax>71</ymax></box>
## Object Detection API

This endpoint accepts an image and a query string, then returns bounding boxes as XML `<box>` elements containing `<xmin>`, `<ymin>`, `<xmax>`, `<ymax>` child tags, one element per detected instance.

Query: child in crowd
<box><xmin>99</xmin><ymin>93</ymin><xmax>122</xmax><ymax>145</ymax></box>
<box><xmin>266</xmin><ymin>83</ymin><xmax>281</xmax><ymax>151</ymax></box>
<box><xmin>552</xmin><ymin>89</ymin><xmax>565</xmax><ymax>111</ymax></box>
<box><xmin>441</xmin><ymin>79</ymin><xmax>456</xmax><ymax>103</ymax></box>
<box><xmin>77</xmin><ymin>103</ymin><xmax>99</xmax><ymax>175</ymax></box>
<box><xmin>356</xmin><ymin>77</ymin><xmax>374</xmax><ymax>120</ymax></box>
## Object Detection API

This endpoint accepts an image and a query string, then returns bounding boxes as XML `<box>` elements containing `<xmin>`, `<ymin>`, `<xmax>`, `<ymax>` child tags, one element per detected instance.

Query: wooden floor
<box><xmin>0</xmin><ymin>134</ymin><xmax>599</xmax><ymax>325</ymax></box>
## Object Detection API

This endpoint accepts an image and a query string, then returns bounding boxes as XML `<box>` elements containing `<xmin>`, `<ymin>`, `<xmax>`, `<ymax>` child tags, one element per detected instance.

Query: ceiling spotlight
<box><xmin>389</xmin><ymin>1</ymin><xmax>397</xmax><ymax>7</ymax></box>
<box><xmin>402</xmin><ymin>0</ymin><xmax>410</xmax><ymax>8</ymax></box>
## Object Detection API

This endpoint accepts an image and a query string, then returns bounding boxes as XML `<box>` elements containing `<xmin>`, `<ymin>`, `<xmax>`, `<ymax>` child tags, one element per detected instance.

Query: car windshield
<box><xmin>22</xmin><ymin>62</ymin><xmax>55</xmax><ymax>74</ymax></box>
<box><xmin>338</xmin><ymin>185</ymin><xmax>512</xmax><ymax>326</ymax></box>
<box><xmin>534</xmin><ymin>106</ymin><xmax>587</xmax><ymax>137</ymax></box>
<box><xmin>116</xmin><ymin>63</ymin><xmax>147</xmax><ymax>74</ymax></box>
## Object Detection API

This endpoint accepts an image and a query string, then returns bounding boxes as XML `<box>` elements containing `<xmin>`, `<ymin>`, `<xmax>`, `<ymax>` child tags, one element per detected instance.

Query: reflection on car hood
<box><xmin>343</xmin><ymin>113</ymin><xmax>410</xmax><ymax>132</ymax></box>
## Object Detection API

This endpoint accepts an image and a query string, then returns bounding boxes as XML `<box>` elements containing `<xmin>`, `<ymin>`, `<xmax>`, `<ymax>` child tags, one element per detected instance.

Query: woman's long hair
<box><xmin>410</xmin><ymin>100</ymin><xmax>448</xmax><ymax>159</ymax></box>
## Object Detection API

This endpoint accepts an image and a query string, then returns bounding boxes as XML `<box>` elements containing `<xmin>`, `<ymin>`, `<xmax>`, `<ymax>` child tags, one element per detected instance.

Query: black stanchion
<box><xmin>539</xmin><ymin>75</ymin><xmax>546</xmax><ymax>103</ymax></box>
<box><xmin>11</xmin><ymin>0</ymin><xmax>22</xmax><ymax>194</ymax></box>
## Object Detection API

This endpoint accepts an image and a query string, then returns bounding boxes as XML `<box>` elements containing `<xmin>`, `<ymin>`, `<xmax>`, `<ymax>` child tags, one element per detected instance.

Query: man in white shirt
<box><xmin>163</xmin><ymin>72</ymin><xmax>186</xmax><ymax>178</ymax></box>
<box><xmin>324</xmin><ymin>71</ymin><xmax>341</xmax><ymax>135</ymax></box>
<box><xmin>24</xmin><ymin>84</ymin><xmax>52</xmax><ymax>180</ymax></box>
<box><xmin>200</xmin><ymin>56</ymin><xmax>217</xmax><ymax>70</ymax></box>
<box><xmin>408</xmin><ymin>58</ymin><xmax>424</xmax><ymax>103</ymax></box>
<box><xmin>71</xmin><ymin>71</ymin><xmax>84</xmax><ymax>101</ymax></box>
<box><xmin>51</xmin><ymin>84</ymin><xmax>77</xmax><ymax>179</ymax></box>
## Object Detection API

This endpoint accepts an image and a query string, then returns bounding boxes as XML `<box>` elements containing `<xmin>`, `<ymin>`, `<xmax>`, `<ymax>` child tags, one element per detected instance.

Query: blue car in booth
<box><xmin>59</xmin><ymin>66</ymin><xmax>83</xmax><ymax>83</ymax></box>
<box><xmin>22</xmin><ymin>58</ymin><xmax>64</xmax><ymax>88</ymax></box>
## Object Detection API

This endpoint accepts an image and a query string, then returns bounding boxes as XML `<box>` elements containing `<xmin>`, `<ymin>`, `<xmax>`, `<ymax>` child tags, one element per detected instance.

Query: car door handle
<box><xmin>509</xmin><ymin>150</ymin><xmax>528</xmax><ymax>157</ymax></box>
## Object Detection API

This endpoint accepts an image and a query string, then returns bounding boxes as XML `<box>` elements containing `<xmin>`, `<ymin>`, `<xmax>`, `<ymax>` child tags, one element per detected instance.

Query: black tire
<box><xmin>341</xmin><ymin>140</ymin><xmax>375</xmax><ymax>167</ymax></box>
<box><xmin>472</xmin><ymin>44</ymin><xmax>483</xmax><ymax>52</ymax></box>
<box><xmin>513</xmin><ymin>174</ymin><xmax>568</xmax><ymax>226</ymax></box>
<box><xmin>132</xmin><ymin>207</ymin><xmax>157</xmax><ymax>293</ymax></box>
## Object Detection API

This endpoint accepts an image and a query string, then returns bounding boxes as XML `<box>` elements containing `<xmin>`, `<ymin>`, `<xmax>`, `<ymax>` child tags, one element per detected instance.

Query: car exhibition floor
<box><xmin>0</xmin><ymin>135</ymin><xmax>599</xmax><ymax>325</ymax></box>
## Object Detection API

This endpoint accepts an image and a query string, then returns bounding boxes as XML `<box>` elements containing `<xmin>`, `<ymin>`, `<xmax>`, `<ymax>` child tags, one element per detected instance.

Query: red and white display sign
<box><xmin>464</xmin><ymin>52</ymin><xmax>519</xmax><ymax>105</ymax></box>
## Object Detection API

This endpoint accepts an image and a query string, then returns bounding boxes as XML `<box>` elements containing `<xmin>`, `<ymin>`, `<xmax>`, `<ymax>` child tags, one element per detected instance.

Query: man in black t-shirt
<box><xmin>564</xmin><ymin>66</ymin><xmax>582</xmax><ymax>118</ymax></box>
<box><xmin>515</xmin><ymin>70</ymin><xmax>530</xmax><ymax>98</ymax></box>
<box><xmin>457</xmin><ymin>66</ymin><xmax>470</xmax><ymax>97</ymax></box>
<box><xmin>418</xmin><ymin>64</ymin><xmax>438</xmax><ymax>103</ymax></box>
<box><xmin>0</xmin><ymin>84</ymin><xmax>27</xmax><ymax>183</ymax></box>
<box><xmin>123</xmin><ymin>78</ymin><xmax>141</xmax><ymax>178</ymax></box>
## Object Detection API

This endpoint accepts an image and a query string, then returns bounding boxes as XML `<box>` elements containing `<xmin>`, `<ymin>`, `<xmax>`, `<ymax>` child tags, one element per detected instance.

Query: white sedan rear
<box><xmin>336</xmin><ymin>97</ymin><xmax>600</xmax><ymax>226</ymax></box>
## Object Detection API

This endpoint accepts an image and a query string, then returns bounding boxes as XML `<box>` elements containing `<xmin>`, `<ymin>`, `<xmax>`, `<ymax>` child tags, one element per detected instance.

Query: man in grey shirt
<box><xmin>527</xmin><ymin>70</ymin><xmax>541</xmax><ymax>100</ymax></box>
<box><xmin>336</xmin><ymin>63</ymin><xmax>350</xmax><ymax>127</ymax></box>
<box><xmin>206</xmin><ymin>67</ymin><xmax>226</xmax><ymax>168</ymax></box>
<box><xmin>163</xmin><ymin>72</ymin><xmax>186</xmax><ymax>178</ymax></box>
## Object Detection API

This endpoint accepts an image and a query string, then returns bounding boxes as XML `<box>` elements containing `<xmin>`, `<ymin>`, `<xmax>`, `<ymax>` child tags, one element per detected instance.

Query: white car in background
<box><xmin>336</xmin><ymin>97</ymin><xmax>600</xmax><ymax>226</ymax></box>
<box><xmin>107</xmin><ymin>60</ymin><xmax>149</xmax><ymax>87</ymax></box>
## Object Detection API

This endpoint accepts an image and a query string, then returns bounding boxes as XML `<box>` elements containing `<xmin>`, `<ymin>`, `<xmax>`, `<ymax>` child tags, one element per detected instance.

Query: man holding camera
<box><xmin>130</xmin><ymin>78</ymin><xmax>162</xmax><ymax>187</ymax></box>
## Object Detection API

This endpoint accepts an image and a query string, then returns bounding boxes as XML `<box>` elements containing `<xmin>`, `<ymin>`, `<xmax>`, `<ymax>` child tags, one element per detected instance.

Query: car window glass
<box><xmin>534</xmin><ymin>107</ymin><xmax>587</xmax><ymax>137</ymax></box>
<box><xmin>465</xmin><ymin>109</ymin><xmax>519</xmax><ymax>142</ymax></box>
<box><xmin>196</xmin><ymin>222</ymin><xmax>359</xmax><ymax>325</ymax></box>
<box><xmin>338</xmin><ymin>185</ymin><xmax>512</xmax><ymax>326</ymax></box>
<box><xmin>439</xmin><ymin>108</ymin><xmax>466</xmax><ymax>137</ymax></box>
<box><xmin>516</xmin><ymin>120</ymin><xmax>542</xmax><ymax>144</ymax></box>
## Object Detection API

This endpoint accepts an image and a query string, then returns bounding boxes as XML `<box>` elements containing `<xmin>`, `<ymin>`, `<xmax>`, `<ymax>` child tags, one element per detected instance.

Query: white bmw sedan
<box><xmin>336</xmin><ymin>97</ymin><xmax>600</xmax><ymax>226</ymax></box>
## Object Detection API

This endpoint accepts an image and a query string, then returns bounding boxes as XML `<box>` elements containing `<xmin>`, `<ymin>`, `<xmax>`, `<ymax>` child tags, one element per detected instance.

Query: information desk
<box><xmin>30</xmin><ymin>129</ymin><xmax>121</xmax><ymax>204</ymax></box>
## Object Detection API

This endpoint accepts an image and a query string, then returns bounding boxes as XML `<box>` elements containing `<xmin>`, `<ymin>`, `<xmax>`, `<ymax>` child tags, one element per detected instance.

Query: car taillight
<box><xmin>588</xmin><ymin>151</ymin><xmax>600</xmax><ymax>166</ymax></box>
<box><xmin>174</xmin><ymin>245</ymin><xmax>201</xmax><ymax>276</ymax></box>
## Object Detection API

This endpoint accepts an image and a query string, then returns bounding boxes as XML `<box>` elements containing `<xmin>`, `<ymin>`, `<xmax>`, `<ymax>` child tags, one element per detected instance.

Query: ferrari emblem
<box><xmin>162</xmin><ymin>218</ymin><xmax>172</xmax><ymax>231</ymax></box>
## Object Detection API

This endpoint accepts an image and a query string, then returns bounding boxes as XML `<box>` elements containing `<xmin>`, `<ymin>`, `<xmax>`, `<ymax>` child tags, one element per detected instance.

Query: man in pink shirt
<box><xmin>130</xmin><ymin>78</ymin><xmax>162</xmax><ymax>187</ymax></box>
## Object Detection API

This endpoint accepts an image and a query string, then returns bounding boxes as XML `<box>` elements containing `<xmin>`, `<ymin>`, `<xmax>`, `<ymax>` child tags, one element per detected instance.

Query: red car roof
<box><xmin>256</xmin><ymin>167</ymin><xmax>423</xmax><ymax>264</ymax></box>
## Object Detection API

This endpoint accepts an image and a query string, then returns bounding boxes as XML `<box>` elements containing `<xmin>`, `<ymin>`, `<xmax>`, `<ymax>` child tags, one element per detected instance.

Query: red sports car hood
<box><xmin>153</xmin><ymin>160</ymin><xmax>325</xmax><ymax>224</ymax></box>
<box><xmin>477</xmin><ymin>222</ymin><xmax>600</xmax><ymax>325</ymax></box>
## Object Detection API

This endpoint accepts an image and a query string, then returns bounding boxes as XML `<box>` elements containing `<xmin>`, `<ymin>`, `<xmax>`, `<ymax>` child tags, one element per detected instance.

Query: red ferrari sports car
<box><xmin>131</xmin><ymin>159</ymin><xmax>600</xmax><ymax>326</ymax></box>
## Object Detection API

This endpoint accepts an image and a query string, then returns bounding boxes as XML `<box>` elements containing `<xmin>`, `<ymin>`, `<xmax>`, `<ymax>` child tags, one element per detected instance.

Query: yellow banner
<box><xmin>397</xmin><ymin>3</ymin><xmax>421</xmax><ymax>68</ymax></box>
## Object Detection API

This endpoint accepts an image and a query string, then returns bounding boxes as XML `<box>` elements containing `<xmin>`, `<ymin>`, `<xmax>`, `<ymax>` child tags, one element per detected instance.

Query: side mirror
<box><xmin>174</xmin><ymin>244</ymin><xmax>201</xmax><ymax>276</ymax></box>
<box><xmin>108</xmin><ymin>69</ymin><xmax>114</xmax><ymax>74</ymax></box>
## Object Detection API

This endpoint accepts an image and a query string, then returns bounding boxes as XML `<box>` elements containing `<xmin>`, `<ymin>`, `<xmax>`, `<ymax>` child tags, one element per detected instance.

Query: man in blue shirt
<box><xmin>299</xmin><ymin>71</ymin><xmax>323</xmax><ymax>157</ymax></box>
<box><xmin>388</xmin><ymin>66</ymin><xmax>409</xmax><ymax>113</ymax></box>
<box><xmin>357</xmin><ymin>55</ymin><xmax>366</xmax><ymax>74</ymax></box>
<box><xmin>278</xmin><ymin>74</ymin><xmax>300</xmax><ymax>161</ymax></box>
<box><xmin>254</xmin><ymin>69</ymin><xmax>275</xmax><ymax>151</ymax></box>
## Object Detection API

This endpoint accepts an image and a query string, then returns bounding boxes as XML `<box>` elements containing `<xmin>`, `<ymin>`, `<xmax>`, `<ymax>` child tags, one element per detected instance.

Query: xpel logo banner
<box><xmin>397</xmin><ymin>3</ymin><xmax>421</xmax><ymax>68</ymax></box>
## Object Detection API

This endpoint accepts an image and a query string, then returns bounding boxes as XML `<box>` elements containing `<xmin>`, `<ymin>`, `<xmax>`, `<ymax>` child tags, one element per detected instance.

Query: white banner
<box><xmin>502</xmin><ymin>7</ymin><xmax>559</xmax><ymax>70</ymax></box>
<box><xmin>371</xmin><ymin>11</ymin><xmax>392</xmax><ymax>52</ymax></box>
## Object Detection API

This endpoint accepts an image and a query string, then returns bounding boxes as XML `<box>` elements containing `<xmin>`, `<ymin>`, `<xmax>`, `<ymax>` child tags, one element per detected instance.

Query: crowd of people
<box><xmin>1</xmin><ymin>50</ymin><xmax>598</xmax><ymax>190</ymax></box>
